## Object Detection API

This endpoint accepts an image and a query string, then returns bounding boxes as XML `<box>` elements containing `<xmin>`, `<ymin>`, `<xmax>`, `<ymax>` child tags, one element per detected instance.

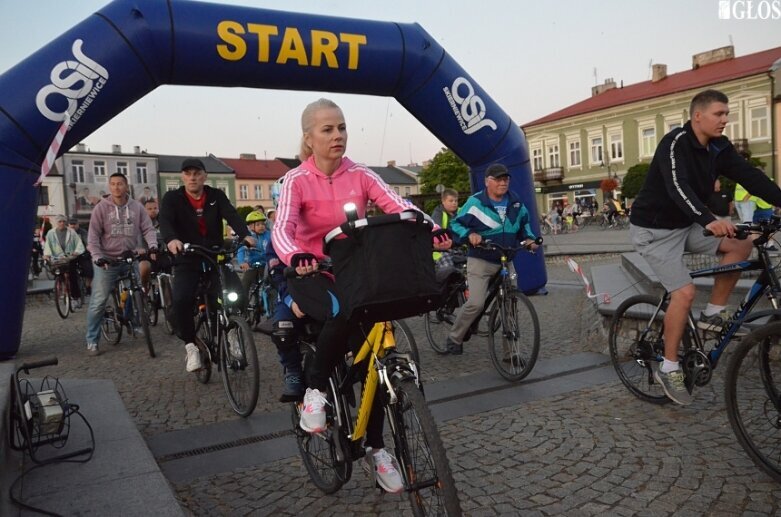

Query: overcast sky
<box><xmin>1</xmin><ymin>0</ymin><xmax>779</xmax><ymax>166</ymax></box>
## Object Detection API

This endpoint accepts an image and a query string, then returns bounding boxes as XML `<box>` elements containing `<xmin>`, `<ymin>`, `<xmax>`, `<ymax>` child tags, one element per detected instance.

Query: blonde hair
<box><xmin>299</xmin><ymin>98</ymin><xmax>343</xmax><ymax>160</ymax></box>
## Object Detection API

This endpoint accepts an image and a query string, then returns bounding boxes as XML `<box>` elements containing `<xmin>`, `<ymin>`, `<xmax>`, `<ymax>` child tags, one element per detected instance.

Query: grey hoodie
<box><xmin>87</xmin><ymin>195</ymin><xmax>157</xmax><ymax>260</ymax></box>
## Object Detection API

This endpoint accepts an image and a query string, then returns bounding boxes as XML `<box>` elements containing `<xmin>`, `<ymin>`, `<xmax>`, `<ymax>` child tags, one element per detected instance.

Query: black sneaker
<box><xmin>279</xmin><ymin>370</ymin><xmax>305</xmax><ymax>403</ymax></box>
<box><xmin>445</xmin><ymin>339</ymin><xmax>463</xmax><ymax>355</ymax></box>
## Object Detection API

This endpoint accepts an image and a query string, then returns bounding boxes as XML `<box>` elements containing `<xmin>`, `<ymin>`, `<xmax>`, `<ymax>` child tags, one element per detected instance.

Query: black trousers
<box><xmin>172</xmin><ymin>259</ymin><xmax>218</xmax><ymax>344</ymax></box>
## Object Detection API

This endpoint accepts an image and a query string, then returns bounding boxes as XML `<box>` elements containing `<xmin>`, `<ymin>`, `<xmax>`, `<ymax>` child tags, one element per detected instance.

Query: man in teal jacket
<box><xmin>445</xmin><ymin>163</ymin><xmax>538</xmax><ymax>354</ymax></box>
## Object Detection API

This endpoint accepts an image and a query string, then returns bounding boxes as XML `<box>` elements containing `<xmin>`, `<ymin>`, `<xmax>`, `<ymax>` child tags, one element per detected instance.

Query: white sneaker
<box><xmin>185</xmin><ymin>343</ymin><xmax>203</xmax><ymax>372</ymax></box>
<box><xmin>368</xmin><ymin>448</ymin><xmax>404</xmax><ymax>494</ymax></box>
<box><xmin>86</xmin><ymin>343</ymin><xmax>100</xmax><ymax>356</ymax></box>
<box><xmin>299</xmin><ymin>388</ymin><xmax>327</xmax><ymax>433</ymax></box>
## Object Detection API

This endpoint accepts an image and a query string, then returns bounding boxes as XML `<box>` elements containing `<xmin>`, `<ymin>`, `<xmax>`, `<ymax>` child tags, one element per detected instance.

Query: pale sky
<box><xmin>1</xmin><ymin>0</ymin><xmax>779</xmax><ymax>166</ymax></box>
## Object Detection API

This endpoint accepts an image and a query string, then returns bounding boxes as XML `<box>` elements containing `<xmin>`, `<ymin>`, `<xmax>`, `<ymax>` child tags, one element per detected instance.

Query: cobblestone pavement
<box><xmin>17</xmin><ymin>253</ymin><xmax>781</xmax><ymax>515</ymax></box>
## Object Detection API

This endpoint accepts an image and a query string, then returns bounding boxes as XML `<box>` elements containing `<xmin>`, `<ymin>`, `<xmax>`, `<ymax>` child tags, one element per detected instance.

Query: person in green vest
<box><xmin>734</xmin><ymin>182</ymin><xmax>755</xmax><ymax>223</ymax></box>
<box><xmin>431</xmin><ymin>188</ymin><xmax>459</xmax><ymax>266</ymax></box>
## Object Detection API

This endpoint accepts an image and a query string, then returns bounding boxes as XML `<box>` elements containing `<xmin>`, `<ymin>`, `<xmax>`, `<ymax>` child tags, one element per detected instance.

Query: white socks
<box><xmin>704</xmin><ymin>303</ymin><xmax>726</xmax><ymax>317</ymax></box>
<box><xmin>661</xmin><ymin>358</ymin><xmax>679</xmax><ymax>373</ymax></box>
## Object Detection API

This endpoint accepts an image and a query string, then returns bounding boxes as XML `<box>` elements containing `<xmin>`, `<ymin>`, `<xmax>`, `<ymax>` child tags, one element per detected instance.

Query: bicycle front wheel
<box><xmin>392</xmin><ymin>320</ymin><xmax>420</xmax><ymax>365</ymax></box>
<box><xmin>389</xmin><ymin>378</ymin><xmax>461</xmax><ymax>516</ymax></box>
<box><xmin>725</xmin><ymin>322</ymin><xmax>781</xmax><ymax>482</ymax></box>
<box><xmin>54</xmin><ymin>276</ymin><xmax>70</xmax><ymax>319</ymax></box>
<box><xmin>194</xmin><ymin>311</ymin><xmax>213</xmax><ymax>384</ymax></box>
<box><xmin>147</xmin><ymin>286</ymin><xmax>159</xmax><ymax>326</ymax></box>
<box><xmin>220</xmin><ymin>316</ymin><xmax>259</xmax><ymax>417</ymax></box>
<box><xmin>161</xmin><ymin>276</ymin><xmax>175</xmax><ymax>335</ymax></box>
<box><xmin>132</xmin><ymin>290</ymin><xmax>155</xmax><ymax>358</ymax></box>
<box><xmin>487</xmin><ymin>289</ymin><xmax>540</xmax><ymax>382</ymax></box>
<box><xmin>609</xmin><ymin>294</ymin><xmax>677</xmax><ymax>404</ymax></box>
<box><xmin>101</xmin><ymin>292</ymin><xmax>123</xmax><ymax>345</ymax></box>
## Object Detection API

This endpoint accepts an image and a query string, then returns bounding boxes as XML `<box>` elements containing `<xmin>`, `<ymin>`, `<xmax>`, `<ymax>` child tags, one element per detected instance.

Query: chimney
<box><xmin>692</xmin><ymin>45</ymin><xmax>734</xmax><ymax>69</ymax></box>
<box><xmin>111</xmin><ymin>144</ymin><xmax>122</xmax><ymax>154</ymax></box>
<box><xmin>133</xmin><ymin>145</ymin><xmax>141</xmax><ymax>154</ymax></box>
<box><xmin>387</xmin><ymin>160</ymin><xmax>396</xmax><ymax>167</ymax></box>
<box><xmin>239</xmin><ymin>153</ymin><xmax>257</xmax><ymax>160</ymax></box>
<box><xmin>651</xmin><ymin>64</ymin><xmax>667</xmax><ymax>82</ymax></box>
<box><xmin>75</xmin><ymin>143</ymin><xmax>87</xmax><ymax>152</ymax></box>
<box><xmin>591</xmin><ymin>78</ymin><xmax>617</xmax><ymax>97</ymax></box>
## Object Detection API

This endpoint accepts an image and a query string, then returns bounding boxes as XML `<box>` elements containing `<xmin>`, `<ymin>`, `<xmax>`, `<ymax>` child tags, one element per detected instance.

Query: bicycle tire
<box><xmin>246</xmin><ymin>284</ymin><xmax>260</xmax><ymax>328</ymax></box>
<box><xmin>101</xmin><ymin>292</ymin><xmax>123</xmax><ymax>345</ymax></box>
<box><xmin>54</xmin><ymin>275</ymin><xmax>70</xmax><ymax>319</ymax></box>
<box><xmin>424</xmin><ymin>308</ymin><xmax>453</xmax><ymax>354</ymax></box>
<box><xmin>487</xmin><ymin>289</ymin><xmax>540</xmax><ymax>382</ymax></box>
<box><xmin>608</xmin><ymin>294</ymin><xmax>688</xmax><ymax>404</ymax></box>
<box><xmin>132</xmin><ymin>290</ymin><xmax>155</xmax><ymax>358</ymax></box>
<box><xmin>725</xmin><ymin>321</ymin><xmax>781</xmax><ymax>483</ymax></box>
<box><xmin>161</xmin><ymin>276</ymin><xmax>175</xmax><ymax>335</ymax></box>
<box><xmin>194</xmin><ymin>312</ymin><xmax>213</xmax><ymax>384</ymax></box>
<box><xmin>220</xmin><ymin>316</ymin><xmax>260</xmax><ymax>417</ymax></box>
<box><xmin>389</xmin><ymin>378</ymin><xmax>462</xmax><ymax>516</ymax></box>
<box><xmin>392</xmin><ymin>320</ymin><xmax>420</xmax><ymax>365</ymax></box>
<box><xmin>147</xmin><ymin>286</ymin><xmax>159</xmax><ymax>326</ymax></box>
<box><xmin>262</xmin><ymin>285</ymin><xmax>278</xmax><ymax>322</ymax></box>
<box><xmin>291</xmin><ymin>383</ymin><xmax>352</xmax><ymax>494</ymax></box>
<box><xmin>44</xmin><ymin>263</ymin><xmax>55</xmax><ymax>281</ymax></box>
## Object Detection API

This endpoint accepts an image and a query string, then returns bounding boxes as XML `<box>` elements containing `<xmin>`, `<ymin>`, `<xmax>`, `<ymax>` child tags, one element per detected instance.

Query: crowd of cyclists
<box><xmin>25</xmin><ymin>88</ymin><xmax>781</xmax><ymax>506</ymax></box>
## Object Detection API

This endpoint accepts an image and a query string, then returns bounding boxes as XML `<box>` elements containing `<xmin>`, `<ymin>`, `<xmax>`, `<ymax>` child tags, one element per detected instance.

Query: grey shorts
<box><xmin>629</xmin><ymin>224</ymin><xmax>721</xmax><ymax>292</ymax></box>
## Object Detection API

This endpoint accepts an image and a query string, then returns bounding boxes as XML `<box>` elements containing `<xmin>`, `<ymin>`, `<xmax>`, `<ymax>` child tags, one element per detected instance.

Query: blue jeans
<box><xmin>753</xmin><ymin>208</ymin><xmax>773</xmax><ymax>223</ymax></box>
<box><xmin>85</xmin><ymin>262</ymin><xmax>131</xmax><ymax>345</ymax></box>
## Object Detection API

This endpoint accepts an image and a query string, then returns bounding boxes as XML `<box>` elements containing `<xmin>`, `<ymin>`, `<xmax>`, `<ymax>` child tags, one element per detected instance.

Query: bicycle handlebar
<box><xmin>474</xmin><ymin>237</ymin><xmax>543</xmax><ymax>254</ymax></box>
<box><xmin>17</xmin><ymin>357</ymin><xmax>58</xmax><ymax>374</ymax></box>
<box><xmin>702</xmin><ymin>218</ymin><xmax>780</xmax><ymax>240</ymax></box>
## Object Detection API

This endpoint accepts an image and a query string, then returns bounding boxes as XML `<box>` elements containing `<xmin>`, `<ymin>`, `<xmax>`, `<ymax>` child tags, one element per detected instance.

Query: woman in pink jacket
<box><xmin>272</xmin><ymin>98</ymin><xmax>450</xmax><ymax>493</ymax></box>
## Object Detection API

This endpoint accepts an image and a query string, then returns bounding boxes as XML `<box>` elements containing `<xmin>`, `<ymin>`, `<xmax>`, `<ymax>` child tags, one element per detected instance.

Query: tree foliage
<box><xmin>620</xmin><ymin>163</ymin><xmax>650</xmax><ymax>200</ymax></box>
<box><xmin>419</xmin><ymin>148</ymin><xmax>471</xmax><ymax>196</ymax></box>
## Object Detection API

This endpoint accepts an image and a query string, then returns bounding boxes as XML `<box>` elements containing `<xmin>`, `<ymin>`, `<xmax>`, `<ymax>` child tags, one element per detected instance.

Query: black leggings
<box><xmin>172</xmin><ymin>260</ymin><xmax>219</xmax><ymax>344</ymax></box>
<box><xmin>308</xmin><ymin>314</ymin><xmax>386</xmax><ymax>449</ymax></box>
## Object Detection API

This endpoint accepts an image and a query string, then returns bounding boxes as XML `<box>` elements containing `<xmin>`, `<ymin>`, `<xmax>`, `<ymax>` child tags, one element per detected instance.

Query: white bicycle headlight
<box><xmin>226</xmin><ymin>291</ymin><xmax>239</xmax><ymax>303</ymax></box>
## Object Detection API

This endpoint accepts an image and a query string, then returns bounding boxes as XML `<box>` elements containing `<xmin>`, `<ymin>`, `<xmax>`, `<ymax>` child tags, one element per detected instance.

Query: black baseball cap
<box><xmin>181</xmin><ymin>158</ymin><xmax>206</xmax><ymax>171</ymax></box>
<box><xmin>485</xmin><ymin>163</ymin><xmax>510</xmax><ymax>178</ymax></box>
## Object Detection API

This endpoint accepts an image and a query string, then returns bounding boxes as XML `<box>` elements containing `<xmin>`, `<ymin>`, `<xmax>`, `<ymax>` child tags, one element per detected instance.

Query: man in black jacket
<box><xmin>159</xmin><ymin>158</ymin><xmax>256</xmax><ymax>372</ymax></box>
<box><xmin>629</xmin><ymin>89</ymin><xmax>781</xmax><ymax>405</ymax></box>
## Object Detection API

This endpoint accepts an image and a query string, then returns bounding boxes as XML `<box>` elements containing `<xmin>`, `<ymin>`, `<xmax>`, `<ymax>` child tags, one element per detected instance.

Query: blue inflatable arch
<box><xmin>0</xmin><ymin>0</ymin><xmax>545</xmax><ymax>358</ymax></box>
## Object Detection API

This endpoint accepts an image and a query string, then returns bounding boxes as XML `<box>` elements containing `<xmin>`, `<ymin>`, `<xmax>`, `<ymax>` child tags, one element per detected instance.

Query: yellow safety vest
<box><xmin>433</xmin><ymin>211</ymin><xmax>449</xmax><ymax>262</ymax></box>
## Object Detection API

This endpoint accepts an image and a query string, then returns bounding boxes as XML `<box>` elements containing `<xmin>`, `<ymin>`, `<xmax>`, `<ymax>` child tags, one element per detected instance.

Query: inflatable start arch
<box><xmin>0</xmin><ymin>0</ymin><xmax>545</xmax><ymax>358</ymax></box>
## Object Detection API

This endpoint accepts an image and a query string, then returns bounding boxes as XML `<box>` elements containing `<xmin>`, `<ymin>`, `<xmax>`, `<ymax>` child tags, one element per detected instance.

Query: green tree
<box><xmin>620</xmin><ymin>163</ymin><xmax>650</xmax><ymax>200</ymax></box>
<box><xmin>418</xmin><ymin>148</ymin><xmax>471</xmax><ymax>213</ymax></box>
<box><xmin>236</xmin><ymin>205</ymin><xmax>254</xmax><ymax>222</ymax></box>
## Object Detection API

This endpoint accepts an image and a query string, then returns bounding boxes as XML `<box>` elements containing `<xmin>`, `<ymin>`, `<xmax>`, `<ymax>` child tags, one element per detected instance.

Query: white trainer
<box><xmin>185</xmin><ymin>342</ymin><xmax>203</xmax><ymax>372</ymax></box>
<box><xmin>299</xmin><ymin>388</ymin><xmax>327</xmax><ymax>433</ymax></box>
<box><xmin>368</xmin><ymin>448</ymin><xmax>404</xmax><ymax>494</ymax></box>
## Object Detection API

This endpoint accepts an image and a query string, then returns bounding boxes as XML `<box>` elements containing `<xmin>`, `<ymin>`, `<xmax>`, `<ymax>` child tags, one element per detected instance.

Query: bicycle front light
<box><xmin>226</xmin><ymin>291</ymin><xmax>239</xmax><ymax>303</ymax></box>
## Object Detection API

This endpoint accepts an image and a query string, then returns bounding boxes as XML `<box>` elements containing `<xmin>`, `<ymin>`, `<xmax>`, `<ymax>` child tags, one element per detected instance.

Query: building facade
<box><xmin>221</xmin><ymin>155</ymin><xmax>294</xmax><ymax>210</ymax></box>
<box><xmin>157</xmin><ymin>155</ymin><xmax>236</xmax><ymax>203</ymax></box>
<box><xmin>522</xmin><ymin>45</ymin><xmax>781</xmax><ymax>216</ymax></box>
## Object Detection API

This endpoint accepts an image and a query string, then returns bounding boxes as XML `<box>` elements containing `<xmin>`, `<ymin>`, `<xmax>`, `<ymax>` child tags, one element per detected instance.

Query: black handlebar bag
<box><xmin>323</xmin><ymin>210</ymin><xmax>441</xmax><ymax>322</ymax></box>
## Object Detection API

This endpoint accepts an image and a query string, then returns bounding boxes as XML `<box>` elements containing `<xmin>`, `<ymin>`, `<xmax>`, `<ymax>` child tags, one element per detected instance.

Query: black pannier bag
<box><xmin>324</xmin><ymin>210</ymin><xmax>441</xmax><ymax>322</ymax></box>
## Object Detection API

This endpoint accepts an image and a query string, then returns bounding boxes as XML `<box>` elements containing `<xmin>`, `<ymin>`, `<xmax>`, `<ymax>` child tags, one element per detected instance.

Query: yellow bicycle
<box><xmin>292</xmin><ymin>319</ymin><xmax>462</xmax><ymax>516</ymax></box>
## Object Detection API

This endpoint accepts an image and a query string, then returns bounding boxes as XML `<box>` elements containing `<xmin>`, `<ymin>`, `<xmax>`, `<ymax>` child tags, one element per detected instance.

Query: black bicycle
<box><xmin>186</xmin><ymin>242</ymin><xmax>260</xmax><ymax>418</ymax></box>
<box><xmin>245</xmin><ymin>261</ymin><xmax>278</xmax><ymax>330</ymax></box>
<box><xmin>49</xmin><ymin>256</ymin><xmax>85</xmax><ymax>319</ymax></box>
<box><xmin>424</xmin><ymin>239</ymin><xmax>542</xmax><ymax>381</ymax></box>
<box><xmin>98</xmin><ymin>251</ymin><xmax>155</xmax><ymax>358</ymax></box>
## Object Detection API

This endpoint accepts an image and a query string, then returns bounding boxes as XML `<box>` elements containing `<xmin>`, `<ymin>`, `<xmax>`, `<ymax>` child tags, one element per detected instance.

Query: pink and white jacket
<box><xmin>272</xmin><ymin>156</ymin><xmax>416</xmax><ymax>265</ymax></box>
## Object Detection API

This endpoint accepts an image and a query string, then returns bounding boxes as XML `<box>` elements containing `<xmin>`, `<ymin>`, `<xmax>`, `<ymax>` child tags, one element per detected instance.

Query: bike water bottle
<box><xmin>119</xmin><ymin>289</ymin><xmax>129</xmax><ymax>309</ymax></box>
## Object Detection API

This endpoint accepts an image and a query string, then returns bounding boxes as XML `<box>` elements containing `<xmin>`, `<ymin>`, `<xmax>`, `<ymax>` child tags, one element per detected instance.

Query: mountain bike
<box><xmin>98</xmin><ymin>251</ymin><xmax>155</xmax><ymax>358</ymax></box>
<box><xmin>424</xmin><ymin>239</ymin><xmax>542</xmax><ymax>382</ymax></box>
<box><xmin>291</xmin><ymin>318</ymin><xmax>460</xmax><ymax>515</ymax></box>
<box><xmin>245</xmin><ymin>262</ymin><xmax>278</xmax><ymax>329</ymax></box>
<box><xmin>50</xmin><ymin>256</ymin><xmax>87</xmax><ymax>319</ymax></box>
<box><xmin>609</xmin><ymin>218</ymin><xmax>781</xmax><ymax>405</ymax></box>
<box><xmin>186</xmin><ymin>242</ymin><xmax>260</xmax><ymax>418</ymax></box>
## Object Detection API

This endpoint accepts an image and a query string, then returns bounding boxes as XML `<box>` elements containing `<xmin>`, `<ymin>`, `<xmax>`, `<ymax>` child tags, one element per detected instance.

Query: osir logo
<box><xmin>443</xmin><ymin>77</ymin><xmax>497</xmax><ymax>135</ymax></box>
<box><xmin>36</xmin><ymin>39</ymin><xmax>109</xmax><ymax>126</ymax></box>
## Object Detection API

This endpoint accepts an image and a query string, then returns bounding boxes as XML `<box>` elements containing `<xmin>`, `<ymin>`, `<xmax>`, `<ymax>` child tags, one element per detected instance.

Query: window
<box><xmin>38</xmin><ymin>186</ymin><xmax>49</xmax><ymax>206</ymax></box>
<box><xmin>239</xmin><ymin>184</ymin><xmax>248</xmax><ymax>200</ymax></box>
<box><xmin>547</xmin><ymin>143</ymin><xmax>560</xmax><ymax>168</ymax></box>
<box><xmin>72</xmin><ymin>160</ymin><xmax>85</xmax><ymax>183</ymax></box>
<box><xmin>568</xmin><ymin>140</ymin><xmax>581</xmax><ymax>167</ymax></box>
<box><xmin>216</xmin><ymin>182</ymin><xmax>228</xmax><ymax>193</ymax></box>
<box><xmin>590</xmin><ymin>137</ymin><xmax>603</xmax><ymax>165</ymax></box>
<box><xmin>668</xmin><ymin>122</ymin><xmax>682</xmax><ymax>131</ymax></box>
<box><xmin>547</xmin><ymin>193</ymin><xmax>567</xmax><ymax>210</ymax></box>
<box><xmin>94</xmin><ymin>161</ymin><xmax>106</xmax><ymax>177</ymax></box>
<box><xmin>405</xmin><ymin>186</ymin><xmax>411</xmax><ymax>196</ymax></box>
<box><xmin>135</xmin><ymin>162</ymin><xmax>148</xmax><ymax>184</ymax></box>
<box><xmin>117</xmin><ymin>161</ymin><xmax>128</xmax><ymax>176</ymax></box>
<box><xmin>724</xmin><ymin>109</ymin><xmax>742</xmax><ymax>141</ymax></box>
<box><xmin>749</xmin><ymin>105</ymin><xmax>769</xmax><ymax>140</ymax></box>
<box><xmin>394</xmin><ymin>186</ymin><xmax>400</xmax><ymax>194</ymax></box>
<box><xmin>640</xmin><ymin>127</ymin><xmax>656</xmax><ymax>157</ymax></box>
<box><xmin>166</xmin><ymin>181</ymin><xmax>179</xmax><ymax>192</ymax></box>
<box><xmin>531</xmin><ymin>147</ymin><xmax>543</xmax><ymax>171</ymax></box>
<box><xmin>609</xmin><ymin>133</ymin><xmax>623</xmax><ymax>161</ymax></box>
<box><xmin>254</xmin><ymin>185</ymin><xmax>262</xmax><ymax>199</ymax></box>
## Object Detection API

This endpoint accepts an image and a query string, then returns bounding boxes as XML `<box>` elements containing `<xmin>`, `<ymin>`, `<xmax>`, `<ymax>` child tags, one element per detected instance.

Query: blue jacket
<box><xmin>450</xmin><ymin>190</ymin><xmax>536</xmax><ymax>264</ymax></box>
<box><xmin>237</xmin><ymin>229</ymin><xmax>271</xmax><ymax>266</ymax></box>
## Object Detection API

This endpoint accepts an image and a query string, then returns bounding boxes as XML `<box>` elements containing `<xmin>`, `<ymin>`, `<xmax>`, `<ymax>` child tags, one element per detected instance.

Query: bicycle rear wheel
<box><xmin>725</xmin><ymin>322</ymin><xmax>781</xmax><ymax>482</ymax></box>
<box><xmin>132</xmin><ymin>290</ymin><xmax>155</xmax><ymax>358</ymax></box>
<box><xmin>392</xmin><ymin>320</ymin><xmax>420</xmax><ymax>365</ymax></box>
<box><xmin>101</xmin><ymin>292</ymin><xmax>123</xmax><ymax>345</ymax></box>
<box><xmin>220</xmin><ymin>316</ymin><xmax>260</xmax><ymax>417</ymax></box>
<box><xmin>389</xmin><ymin>378</ymin><xmax>461</xmax><ymax>516</ymax></box>
<box><xmin>609</xmin><ymin>294</ymin><xmax>683</xmax><ymax>404</ymax></box>
<box><xmin>54</xmin><ymin>276</ymin><xmax>70</xmax><ymax>319</ymax></box>
<box><xmin>487</xmin><ymin>289</ymin><xmax>539</xmax><ymax>382</ymax></box>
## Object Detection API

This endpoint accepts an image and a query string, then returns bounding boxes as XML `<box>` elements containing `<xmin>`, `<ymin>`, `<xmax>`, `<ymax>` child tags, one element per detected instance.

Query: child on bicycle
<box><xmin>238</xmin><ymin>210</ymin><xmax>272</xmax><ymax>310</ymax></box>
<box><xmin>272</xmin><ymin>98</ymin><xmax>451</xmax><ymax>493</ymax></box>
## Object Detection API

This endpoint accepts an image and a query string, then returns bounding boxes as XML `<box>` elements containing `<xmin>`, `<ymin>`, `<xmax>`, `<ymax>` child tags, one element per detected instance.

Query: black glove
<box><xmin>94</xmin><ymin>257</ymin><xmax>109</xmax><ymax>267</ymax></box>
<box><xmin>291</xmin><ymin>252</ymin><xmax>317</xmax><ymax>268</ymax></box>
